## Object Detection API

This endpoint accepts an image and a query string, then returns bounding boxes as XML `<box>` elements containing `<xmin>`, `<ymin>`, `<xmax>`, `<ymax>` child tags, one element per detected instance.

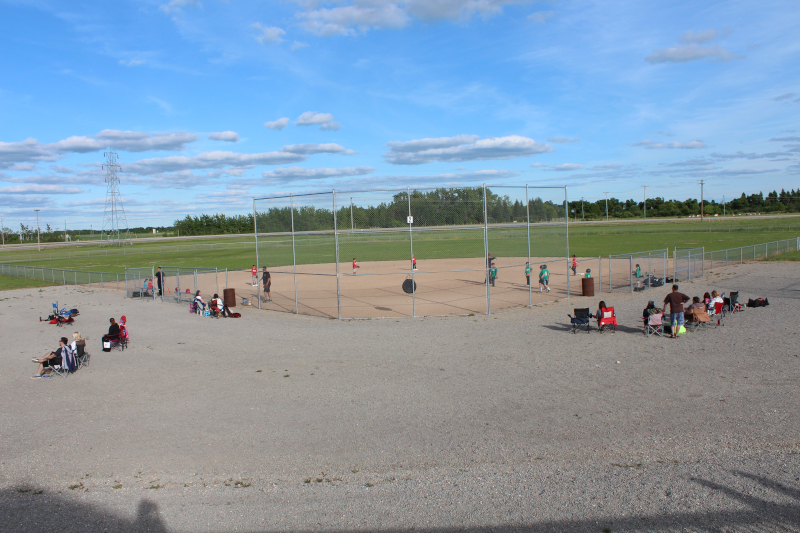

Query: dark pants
<box><xmin>526</xmin><ymin>275</ymin><xmax>530</xmax><ymax>286</ymax></box>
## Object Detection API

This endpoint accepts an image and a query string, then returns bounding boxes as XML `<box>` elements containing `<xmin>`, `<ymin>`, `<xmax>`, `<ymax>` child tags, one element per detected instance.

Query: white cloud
<box><xmin>633</xmin><ymin>139</ymin><xmax>706</xmax><ymax>149</ymax></box>
<box><xmin>528</xmin><ymin>10</ymin><xmax>555</xmax><ymax>24</ymax></box>
<box><xmin>659</xmin><ymin>159</ymin><xmax>714</xmax><ymax>167</ymax></box>
<box><xmin>295</xmin><ymin>1</ymin><xmax>530</xmax><ymax>36</ymax></box>
<box><xmin>769</xmin><ymin>136</ymin><xmax>800</xmax><ymax>142</ymax></box>
<box><xmin>147</xmin><ymin>96</ymin><xmax>174</xmax><ymax>114</ymax></box>
<box><xmin>159</xmin><ymin>0</ymin><xmax>201</xmax><ymax>14</ymax></box>
<box><xmin>0</xmin><ymin>138</ymin><xmax>57</xmax><ymax>166</ymax></box>
<box><xmin>530</xmin><ymin>163</ymin><xmax>550</xmax><ymax>167</ymax></box>
<box><xmin>296</xmin><ymin>111</ymin><xmax>334</xmax><ymax>125</ymax></box>
<box><xmin>282</xmin><ymin>143</ymin><xmax>356</xmax><ymax>155</ymax></box>
<box><xmin>711</xmin><ymin>151</ymin><xmax>788</xmax><ymax>159</ymax></box>
<box><xmin>384</xmin><ymin>134</ymin><xmax>553</xmax><ymax>165</ymax></box>
<box><xmin>291</xmin><ymin>41</ymin><xmax>310</xmax><ymax>50</ymax></box>
<box><xmin>264</xmin><ymin>118</ymin><xmax>290</xmax><ymax>130</ymax></box>
<box><xmin>121</xmin><ymin>142</ymin><xmax>357</xmax><ymax>175</ymax></box>
<box><xmin>547</xmin><ymin>137</ymin><xmax>579</xmax><ymax>143</ymax></box>
<box><xmin>680</xmin><ymin>29</ymin><xmax>718</xmax><ymax>43</ymax></box>
<box><xmin>208</xmin><ymin>131</ymin><xmax>240</xmax><ymax>142</ymax></box>
<box><xmin>646</xmin><ymin>44</ymin><xmax>740</xmax><ymax>64</ymax></box>
<box><xmin>252</xmin><ymin>23</ymin><xmax>286</xmax><ymax>44</ymax></box>
<box><xmin>592</xmin><ymin>164</ymin><xmax>623</xmax><ymax>170</ymax></box>
<box><xmin>0</xmin><ymin>184</ymin><xmax>84</xmax><ymax>195</ymax></box>
<box><xmin>123</xmin><ymin>151</ymin><xmax>306</xmax><ymax>175</ymax></box>
<box><xmin>261</xmin><ymin>166</ymin><xmax>374</xmax><ymax>183</ymax></box>
<box><xmin>48</xmin><ymin>130</ymin><xmax>197</xmax><ymax>153</ymax></box>
<box><xmin>548</xmin><ymin>163</ymin><xmax>584</xmax><ymax>171</ymax></box>
<box><xmin>296</xmin><ymin>111</ymin><xmax>339</xmax><ymax>130</ymax></box>
<box><xmin>297</xmin><ymin>3</ymin><xmax>410</xmax><ymax>36</ymax></box>
<box><xmin>119</xmin><ymin>59</ymin><xmax>145</xmax><ymax>67</ymax></box>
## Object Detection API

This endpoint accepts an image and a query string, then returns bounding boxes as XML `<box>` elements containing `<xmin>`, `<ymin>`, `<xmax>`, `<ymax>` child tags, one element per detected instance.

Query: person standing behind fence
<box><xmin>412</xmin><ymin>254</ymin><xmax>417</xmax><ymax>270</ymax></box>
<box><xmin>489</xmin><ymin>264</ymin><xmax>497</xmax><ymax>287</ymax></box>
<box><xmin>353</xmin><ymin>258</ymin><xmax>360</xmax><ymax>275</ymax></box>
<box><xmin>262</xmin><ymin>267</ymin><xmax>271</xmax><ymax>302</ymax></box>
<box><xmin>571</xmin><ymin>255</ymin><xmax>577</xmax><ymax>276</ymax></box>
<box><xmin>539</xmin><ymin>265</ymin><xmax>550</xmax><ymax>292</ymax></box>
<box><xmin>663</xmin><ymin>284</ymin><xmax>690</xmax><ymax>338</ymax></box>
<box><xmin>525</xmin><ymin>262</ymin><xmax>531</xmax><ymax>286</ymax></box>
<box><xmin>251</xmin><ymin>265</ymin><xmax>258</xmax><ymax>286</ymax></box>
<box><xmin>155</xmin><ymin>266</ymin><xmax>165</xmax><ymax>296</ymax></box>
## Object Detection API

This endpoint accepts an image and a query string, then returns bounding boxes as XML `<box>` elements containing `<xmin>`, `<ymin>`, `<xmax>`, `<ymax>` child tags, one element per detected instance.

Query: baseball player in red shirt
<box><xmin>353</xmin><ymin>258</ymin><xmax>360</xmax><ymax>274</ymax></box>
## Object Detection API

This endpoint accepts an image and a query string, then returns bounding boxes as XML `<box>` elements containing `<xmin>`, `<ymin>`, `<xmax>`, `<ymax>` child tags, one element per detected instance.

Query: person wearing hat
<box><xmin>538</xmin><ymin>264</ymin><xmax>550</xmax><ymax>292</ymax></box>
<box><xmin>584</xmin><ymin>268</ymin><xmax>592</xmax><ymax>279</ymax></box>
<box><xmin>571</xmin><ymin>255</ymin><xmax>577</xmax><ymax>276</ymax></box>
<box><xmin>525</xmin><ymin>262</ymin><xmax>531</xmax><ymax>286</ymax></box>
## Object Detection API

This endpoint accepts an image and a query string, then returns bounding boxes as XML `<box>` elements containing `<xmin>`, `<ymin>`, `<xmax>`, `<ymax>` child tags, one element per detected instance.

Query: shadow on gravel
<box><xmin>3</xmin><ymin>473</ymin><xmax>800</xmax><ymax>532</ymax></box>
<box><xmin>541</xmin><ymin>323</ymin><xmax>644</xmax><ymax>336</ymax></box>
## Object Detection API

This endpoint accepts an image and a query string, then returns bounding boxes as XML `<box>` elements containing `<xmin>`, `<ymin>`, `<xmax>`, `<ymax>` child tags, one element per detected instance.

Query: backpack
<box><xmin>747</xmin><ymin>298</ymin><xmax>769</xmax><ymax>308</ymax></box>
<box><xmin>230</xmin><ymin>312</ymin><xmax>241</xmax><ymax>318</ymax></box>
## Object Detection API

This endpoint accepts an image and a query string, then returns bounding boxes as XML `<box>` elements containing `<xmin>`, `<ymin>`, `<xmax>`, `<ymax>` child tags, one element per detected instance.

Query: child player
<box><xmin>353</xmin><ymin>257</ymin><xmax>360</xmax><ymax>275</ymax></box>
<box><xmin>539</xmin><ymin>264</ymin><xmax>550</xmax><ymax>293</ymax></box>
<box><xmin>525</xmin><ymin>262</ymin><xmax>531</xmax><ymax>286</ymax></box>
<box><xmin>251</xmin><ymin>265</ymin><xmax>258</xmax><ymax>286</ymax></box>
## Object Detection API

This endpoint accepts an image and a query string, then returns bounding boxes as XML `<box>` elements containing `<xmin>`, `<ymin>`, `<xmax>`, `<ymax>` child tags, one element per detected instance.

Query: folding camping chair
<box><xmin>568</xmin><ymin>308</ymin><xmax>591</xmax><ymax>334</ymax></box>
<box><xmin>49</xmin><ymin>344</ymin><xmax>77</xmax><ymax>377</ymax></box>
<box><xmin>687</xmin><ymin>307</ymin><xmax>711</xmax><ymax>332</ymax></box>
<box><xmin>75</xmin><ymin>341</ymin><xmax>89</xmax><ymax>369</ymax></box>
<box><xmin>597</xmin><ymin>307</ymin><xmax>618</xmax><ymax>334</ymax></box>
<box><xmin>708</xmin><ymin>301</ymin><xmax>724</xmax><ymax>327</ymax></box>
<box><xmin>724</xmin><ymin>291</ymin><xmax>741</xmax><ymax>316</ymax></box>
<box><xmin>645</xmin><ymin>312</ymin><xmax>664</xmax><ymax>337</ymax></box>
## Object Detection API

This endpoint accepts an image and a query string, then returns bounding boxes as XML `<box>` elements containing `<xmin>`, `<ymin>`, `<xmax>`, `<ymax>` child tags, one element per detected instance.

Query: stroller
<box><xmin>42</xmin><ymin>302</ymin><xmax>79</xmax><ymax>327</ymax></box>
<box><xmin>568</xmin><ymin>308</ymin><xmax>591</xmax><ymax>333</ymax></box>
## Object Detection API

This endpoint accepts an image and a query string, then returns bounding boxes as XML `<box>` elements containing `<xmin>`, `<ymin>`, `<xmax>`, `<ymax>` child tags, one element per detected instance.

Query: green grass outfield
<box><xmin>0</xmin><ymin>218</ymin><xmax>797</xmax><ymax>274</ymax></box>
<box><xmin>0</xmin><ymin>274</ymin><xmax>60</xmax><ymax>291</ymax></box>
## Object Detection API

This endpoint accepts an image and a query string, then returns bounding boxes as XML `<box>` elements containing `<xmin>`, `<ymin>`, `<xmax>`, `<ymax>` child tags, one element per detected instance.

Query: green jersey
<box><xmin>490</xmin><ymin>266</ymin><xmax>498</xmax><ymax>278</ymax></box>
<box><xmin>525</xmin><ymin>265</ymin><xmax>532</xmax><ymax>276</ymax></box>
<box><xmin>539</xmin><ymin>268</ymin><xmax>549</xmax><ymax>281</ymax></box>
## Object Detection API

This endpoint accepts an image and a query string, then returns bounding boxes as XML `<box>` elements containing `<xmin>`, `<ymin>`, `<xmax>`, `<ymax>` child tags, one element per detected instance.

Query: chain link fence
<box><xmin>251</xmin><ymin>186</ymin><xmax>569</xmax><ymax>319</ymax></box>
<box><xmin>0</xmin><ymin>263</ymin><xmax>123</xmax><ymax>288</ymax></box>
<box><xmin>606</xmin><ymin>249</ymin><xmax>669</xmax><ymax>292</ymax></box>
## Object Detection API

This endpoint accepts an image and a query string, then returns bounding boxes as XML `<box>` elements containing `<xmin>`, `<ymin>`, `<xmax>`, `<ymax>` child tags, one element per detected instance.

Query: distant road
<box><xmin>2</xmin><ymin>213</ymin><xmax>799</xmax><ymax>252</ymax></box>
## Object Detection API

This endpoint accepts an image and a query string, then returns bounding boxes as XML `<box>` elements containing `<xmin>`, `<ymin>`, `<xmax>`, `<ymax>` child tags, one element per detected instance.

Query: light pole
<box><xmin>642</xmin><ymin>186</ymin><xmax>647</xmax><ymax>221</ymax></box>
<box><xmin>603</xmin><ymin>192</ymin><xmax>609</xmax><ymax>221</ymax></box>
<box><xmin>699</xmin><ymin>179</ymin><xmax>705</xmax><ymax>220</ymax></box>
<box><xmin>1</xmin><ymin>216</ymin><xmax>4</xmax><ymax>246</ymax></box>
<box><xmin>34</xmin><ymin>209</ymin><xmax>41</xmax><ymax>251</ymax></box>
<box><xmin>723</xmin><ymin>195</ymin><xmax>725</xmax><ymax>217</ymax></box>
<box><xmin>580</xmin><ymin>197</ymin><xmax>584</xmax><ymax>221</ymax></box>
<box><xmin>350</xmin><ymin>198</ymin><xmax>354</xmax><ymax>231</ymax></box>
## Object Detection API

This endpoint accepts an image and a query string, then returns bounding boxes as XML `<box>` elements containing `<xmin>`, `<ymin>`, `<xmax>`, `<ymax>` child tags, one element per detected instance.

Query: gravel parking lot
<box><xmin>1</xmin><ymin>261</ymin><xmax>798</xmax><ymax>532</ymax></box>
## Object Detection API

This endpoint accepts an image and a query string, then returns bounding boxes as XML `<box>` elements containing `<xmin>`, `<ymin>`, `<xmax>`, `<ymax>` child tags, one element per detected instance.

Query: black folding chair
<box><xmin>568</xmin><ymin>308</ymin><xmax>591</xmax><ymax>334</ymax></box>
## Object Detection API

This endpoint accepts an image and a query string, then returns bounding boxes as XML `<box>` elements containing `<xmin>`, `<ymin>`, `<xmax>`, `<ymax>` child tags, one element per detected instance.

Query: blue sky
<box><xmin>1</xmin><ymin>0</ymin><xmax>799</xmax><ymax>230</ymax></box>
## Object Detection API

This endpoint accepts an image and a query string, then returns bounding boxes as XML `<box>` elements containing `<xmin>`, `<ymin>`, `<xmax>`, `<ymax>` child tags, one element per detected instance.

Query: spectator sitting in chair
<box><xmin>31</xmin><ymin>337</ymin><xmax>69</xmax><ymax>378</ymax></box>
<box><xmin>708</xmin><ymin>290</ymin><xmax>723</xmax><ymax>308</ymax></box>
<box><xmin>642</xmin><ymin>300</ymin><xmax>662</xmax><ymax>329</ymax></box>
<box><xmin>686</xmin><ymin>296</ymin><xmax>705</xmax><ymax>311</ymax></box>
<box><xmin>591</xmin><ymin>301</ymin><xmax>608</xmax><ymax>320</ymax></box>
<box><xmin>103</xmin><ymin>318</ymin><xmax>120</xmax><ymax>343</ymax></box>
<box><xmin>194</xmin><ymin>290</ymin><xmax>206</xmax><ymax>314</ymax></box>
<box><xmin>211</xmin><ymin>294</ymin><xmax>232</xmax><ymax>317</ymax></box>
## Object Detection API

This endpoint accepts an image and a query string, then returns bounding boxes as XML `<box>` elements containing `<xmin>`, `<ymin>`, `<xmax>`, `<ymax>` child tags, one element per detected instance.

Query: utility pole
<box><xmin>699</xmin><ymin>179</ymin><xmax>705</xmax><ymax>220</ymax></box>
<box><xmin>603</xmin><ymin>192</ymin><xmax>609</xmax><ymax>221</ymax></box>
<box><xmin>350</xmin><ymin>198</ymin><xmax>354</xmax><ymax>231</ymax></box>
<box><xmin>723</xmin><ymin>195</ymin><xmax>725</xmax><ymax>217</ymax></box>
<box><xmin>580</xmin><ymin>197</ymin><xmax>584</xmax><ymax>221</ymax></box>
<box><xmin>642</xmin><ymin>186</ymin><xmax>647</xmax><ymax>221</ymax></box>
<box><xmin>1</xmin><ymin>216</ymin><xmax>4</xmax><ymax>246</ymax></box>
<box><xmin>34</xmin><ymin>209</ymin><xmax>41</xmax><ymax>251</ymax></box>
<box><xmin>64</xmin><ymin>220</ymin><xmax>67</xmax><ymax>242</ymax></box>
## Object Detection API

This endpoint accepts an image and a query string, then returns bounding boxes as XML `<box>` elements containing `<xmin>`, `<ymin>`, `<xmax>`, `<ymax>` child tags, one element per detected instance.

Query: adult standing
<box><xmin>155</xmin><ymin>266</ymin><xmax>165</xmax><ymax>296</ymax></box>
<box><xmin>262</xmin><ymin>267</ymin><xmax>271</xmax><ymax>302</ymax></box>
<box><xmin>663</xmin><ymin>284</ymin><xmax>690</xmax><ymax>338</ymax></box>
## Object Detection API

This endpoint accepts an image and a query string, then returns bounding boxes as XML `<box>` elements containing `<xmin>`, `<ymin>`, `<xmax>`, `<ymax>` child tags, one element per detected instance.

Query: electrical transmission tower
<box><xmin>100</xmin><ymin>151</ymin><xmax>131</xmax><ymax>245</ymax></box>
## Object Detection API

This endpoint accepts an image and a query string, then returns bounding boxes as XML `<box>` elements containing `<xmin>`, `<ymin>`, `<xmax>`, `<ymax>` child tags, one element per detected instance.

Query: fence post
<box><xmin>407</xmin><ymin>187</ymin><xmax>416</xmax><ymax>317</ymax></box>
<box><xmin>117</xmin><ymin>273</ymin><xmax>119</xmax><ymax>290</ymax></box>
<box><xmin>565</xmin><ymin>186</ymin><xmax>569</xmax><ymax>298</ymax></box>
<box><xmin>254</xmin><ymin>198</ymin><xmax>261</xmax><ymax>310</ymax></box>
<box><xmin>726</xmin><ymin>250</ymin><xmax>728</xmax><ymax>267</ymax></box>
<box><xmin>608</xmin><ymin>255</ymin><xmax>611</xmax><ymax>291</ymax></box>
<box><xmin>177</xmin><ymin>267</ymin><xmax>181</xmax><ymax>303</ymax></box>
<box><xmin>290</xmin><ymin>194</ymin><xmax>298</xmax><ymax>315</ymax></box>
<box><xmin>598</xmin><ymin>256</ymin><xmax>602</xmax><ymax>292</ymax></box>
<box><xmin>225</xmin><ymin>268</ymin><xmax>228</xmax><ymax>290</ymax></box>
<box><xmin>483</xmin><ymin>184</ymin><xmax>490</xmax><ymax>314</ymax></box>
<box><xmin>526</xmin><ymin>184</ymin><xmax>531</xmax><ymax>306</ymax></box>
<box><xmin>333</xmin><ymin>190</ymin><xmax>342</xmax><ymax>320</ymax></box>
<box><xmin>101</xmin><ymin>272</ymin><xmax>103</xmax><ymax>288</ymax></box>
<box><xmin>702</xmin><ymin>246</ymin><xmax>705</xmax><ymax>278</ymax></box>
<box><xmin>63</xmin><ymin>270</ymin><xmax>65</xmax><ymax>284</ymax></box>
<box><xmin>215</xmin><ymin>267</ymin><xmax>219</xmax><ymax>296</ymax></box>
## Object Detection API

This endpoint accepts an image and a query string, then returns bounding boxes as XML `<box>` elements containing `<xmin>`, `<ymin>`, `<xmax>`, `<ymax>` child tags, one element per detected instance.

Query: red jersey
<box><xmin>251</xmin><ymin>267</ymin><xmax>257</xmax><ymax>276</ymax></box>
<box><xmin>353</xmin><ymin>260</ymin><xmax>358</xmax><ymax>269</ymax></box>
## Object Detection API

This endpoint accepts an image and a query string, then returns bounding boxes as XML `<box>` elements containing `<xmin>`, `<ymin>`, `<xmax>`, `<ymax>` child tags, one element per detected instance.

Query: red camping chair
<box><xmin>597</xmin><ymin>307</ymin><xmax>617</xmax><ymax>334</ymax></box>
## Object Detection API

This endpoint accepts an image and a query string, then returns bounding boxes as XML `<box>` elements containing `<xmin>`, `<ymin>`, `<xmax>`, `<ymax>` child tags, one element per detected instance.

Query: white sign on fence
<box><xmin>407</xmin><ymin>216</ymin><xmax>413</xmax><ymax>224</ymax></box>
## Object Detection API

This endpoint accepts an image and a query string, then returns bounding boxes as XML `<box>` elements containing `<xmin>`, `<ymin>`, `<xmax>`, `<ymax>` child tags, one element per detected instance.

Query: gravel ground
<box><xmin>1</xmin><ymin>261</ymin><xmax>799</xmax><ymax>532</ymax></box>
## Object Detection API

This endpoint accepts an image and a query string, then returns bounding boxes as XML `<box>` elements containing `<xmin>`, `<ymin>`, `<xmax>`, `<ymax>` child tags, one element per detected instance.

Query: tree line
<box><xmin>568</xmin><ymin>189</ymin><xmax>800</xmax><ymax>220</ymax></box>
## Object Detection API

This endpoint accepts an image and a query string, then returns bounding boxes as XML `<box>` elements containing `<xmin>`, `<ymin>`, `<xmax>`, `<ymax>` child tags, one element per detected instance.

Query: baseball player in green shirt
<box><xmin>525</xmin><ymin>262</ymin><xmax>531</xmax><ymax>286</ymax></box>
<box><xmin>539</xmin><ymin>264</ymin><xmax>550</xmax><ymax>292</ymax></box>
